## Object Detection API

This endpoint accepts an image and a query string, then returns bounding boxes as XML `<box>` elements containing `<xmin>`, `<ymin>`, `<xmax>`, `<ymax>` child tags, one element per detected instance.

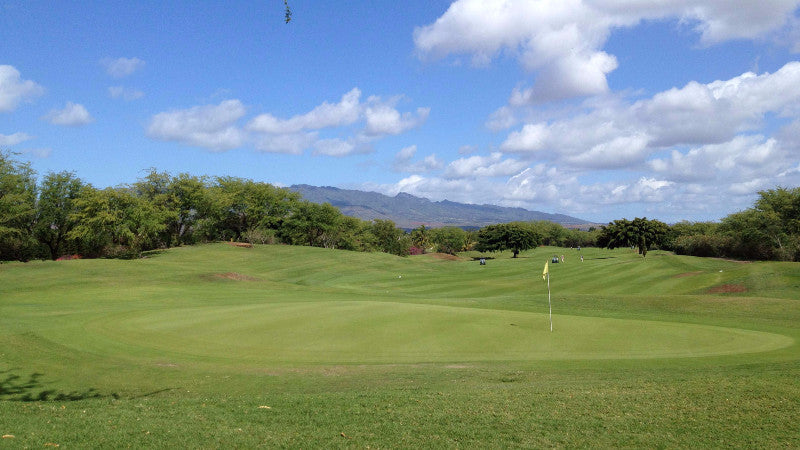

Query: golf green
<box><xmin>74</xmin><ymin>301</ymin><xmax>792</xmax><ymax>365</ymax></box>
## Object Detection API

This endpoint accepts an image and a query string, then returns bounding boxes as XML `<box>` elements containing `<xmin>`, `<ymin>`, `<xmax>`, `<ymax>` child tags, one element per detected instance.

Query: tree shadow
<box><xmin>0</xmin><ymin>369</ymin><xmax>109</xmax><ymax>402</ymax></box>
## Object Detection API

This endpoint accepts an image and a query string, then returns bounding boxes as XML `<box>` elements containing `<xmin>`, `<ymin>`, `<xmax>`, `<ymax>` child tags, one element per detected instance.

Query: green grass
<box><xmin>1</xmin><ymin>243</ymin><xmax>799</xmax><ymax>447</ymax></box>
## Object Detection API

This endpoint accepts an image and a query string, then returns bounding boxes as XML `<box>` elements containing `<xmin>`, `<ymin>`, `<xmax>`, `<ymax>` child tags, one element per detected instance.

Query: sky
<box><xmin>2</xmin><ymin>0</ymin><xmax>800</xmax><ymax>223</ymax></box>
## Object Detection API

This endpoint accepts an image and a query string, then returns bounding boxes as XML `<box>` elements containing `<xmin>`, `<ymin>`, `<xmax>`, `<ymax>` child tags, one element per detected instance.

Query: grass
<box><xmin>1</xmin><ymin>243</ymin><xmax>799</xmax><ymax>447</ymax></box>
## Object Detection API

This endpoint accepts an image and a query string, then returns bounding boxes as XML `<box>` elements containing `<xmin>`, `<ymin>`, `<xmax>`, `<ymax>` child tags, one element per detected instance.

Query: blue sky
<box><xmin>2</xmin><ymin>1</ymin><xmax>800</xmax><ymax>223</ymax></box>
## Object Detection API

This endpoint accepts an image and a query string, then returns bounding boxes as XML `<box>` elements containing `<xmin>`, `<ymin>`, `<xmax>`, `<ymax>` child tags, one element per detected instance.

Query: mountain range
<box><xmin>289</xmin><ymin>184</ymin><xmax>593</xmax><ymax>229</ymax></box>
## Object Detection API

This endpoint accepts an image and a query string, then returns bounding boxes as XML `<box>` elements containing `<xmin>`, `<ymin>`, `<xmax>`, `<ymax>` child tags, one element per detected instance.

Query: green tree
<box><xmin>280</xmin><ymin>201</ymin><xmax>343</xmax><ymax>248</ymax></box>
<box><xmin>133</xmin><ymin>169</ymin><xmax>212</xmax><ymax>246</ymax></box>
<box><xmin>69</xmin><ymin>187</ymin><xmax>168</xmax><ymax>258</ymax></box>
<box><xmin>34</xmin><ymin>171</ymin><xmax>86</xmax><ymax>259</ymax></box>
<box><xmin>598</xmin><ymin>217</ymin><xmax>667</xmax><ymax>257</ymax></box>
<box><xmin>208</xmin><ymin>177</ymin><xmax>300</xmax><ymax>241</ymax></box>
<box><xmin>410</xmin><ymin>224</ymin><xmax>431</xmax><ymax>253</ymax></box>
<box><xmin>597</xmin><ymin>218</ymin><xmax>635</xmax><ymax>250</ymax></box>
<box><xmin>475</xmin><ymin>222</ymin><xmax>540</xmax><ymax>258</ymax></box>
<box><xmin>430</xmin><ymin>226</ymin><xmax>468</xmax><ymax>255</ymax></box>
<box><xmin>370</xmin><ymin>219</ymin><xmax>409</xmax><ymax>256</ymax></box>
<box><xmin>0</xmin><ymin>151</ymin><xmax>38</xmax><ymax>261</ymax></box>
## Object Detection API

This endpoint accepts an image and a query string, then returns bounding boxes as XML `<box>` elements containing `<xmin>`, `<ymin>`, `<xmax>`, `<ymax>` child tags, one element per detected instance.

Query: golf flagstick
<box><xmin>543</xmin><ymin>261</ymin><xmax>552</xmax><ymax>332</ymax></box>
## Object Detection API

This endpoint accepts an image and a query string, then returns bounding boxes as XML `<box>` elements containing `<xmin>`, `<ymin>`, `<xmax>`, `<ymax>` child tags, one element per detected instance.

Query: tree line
<box><xmin>1</xmin><ymin>151</ymin><xmax>410</xmax><ymax>261</ymax></box>
<box><xmin>2</xmin><ymin>150</ymin><xmax>798</xmax><ymax>262</ymax></box>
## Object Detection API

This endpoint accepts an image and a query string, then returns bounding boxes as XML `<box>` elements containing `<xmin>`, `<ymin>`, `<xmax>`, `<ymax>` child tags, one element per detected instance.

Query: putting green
<box><xmin>83</xmin><ymin>301</ymin><xmax>793</xmax><ymax>365</ymax></box>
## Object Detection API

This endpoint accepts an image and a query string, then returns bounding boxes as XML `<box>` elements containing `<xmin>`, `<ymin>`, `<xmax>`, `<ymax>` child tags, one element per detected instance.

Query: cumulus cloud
<box><xmin>0</xmin><ymin>65</ymin><xmax>44</xmax><ymax>112</ymax></box>
<box><xmin>0</xmin><ymin>132</ymin><xmax>33</xmax><ymax>146</ymax></box>
<box><xmin>253</xmin><ymin>132</ymin><xmax>316</xmax><ymax>155</ymax></box>
<box><xmin>314</xmin><ymin>138</ymin><xmax>365</xmax><ymax>156</ymax></box>
<box><xmin>43</xmin><ymin>102</ymin><xmax>94</xmax><ymax>126</ymax></box>
<box><xmin>247</xmin><ymin>88</ymin><xmax>429</xmax><ymax>156</ymax></box>
<box><xmin>101</xmin><ymin>57</ymin><xmax>145</xmax><ymax>78</ymax></box>
<box><xmin>146</xmin><ymin>99</ymin><xmax>246</xmax><ymax>151</ymax></box>
<box><xmin>485</xmin><ymin>106</ymin><xmax>518</xmax><ymax>131</ymax></box>
<box><xmin>392</xmin><ymin>145</ymin><xmax>443</xmax><ymax>173</ymax></box>
<box><xmin>149</xmin><ymin>88</ymin><xmax>428</xmax><ymax>156</ymax></box>
<box><xmin>649</xmin><ymin>135</ymin><xmax>783</xmax><ymax>183</ymax></box>
<box><xmin>500</xmin><ymin>61</ymin><xmax>800</xmax><ymax>170</ymax></box>
<box><xmin>444</xmin><ymin>152</ymin><xmax>527</xmax><ymax>179</ymax></box>
<box><xmin>108</xmin><ymin>86</ymin><xmax>144</xmax><ymax>101</ymax></box>
<box><xmin>363</xmin><ymin>103</ymin><xmax>430</xmax><ymax>136</ymax></box>
<box><xmin>247</xmin><ymin>88</ymin><xmax>362</xmax><ymax>134</ymax></box>
<box><xmin>415</xmin><ymin>0</ymin><xmax>800</xmax><ymax>102</ymax></box>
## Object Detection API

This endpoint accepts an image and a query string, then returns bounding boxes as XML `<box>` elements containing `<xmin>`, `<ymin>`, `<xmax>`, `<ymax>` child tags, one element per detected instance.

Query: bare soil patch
<box><xmin>228</xmin><ymin>242</ymin><xmax>253</xmax><ymax>248</ymax></box>
<box><xmin>707</xmin><ymin>283</ymin><xmax>748</xmax><ymax>294</ymax></box>
<box><xmin>56</xmin><ymin>254</ymin><xmax>82</xmax><ymax>261</ymax></box>
<box><xmin>212</xmin><ymin>272</ymin><xmax>261</xmax><ymax>281</ymax></box>
<box><xmin>427</xmin><ymin>252</ymin><xmax>461</xmax><ymax>261</ymax></box>
<box><xmin>674</xmin><ymin>271</ymin><xmax>703</xmax><ymax>278</ymax></box>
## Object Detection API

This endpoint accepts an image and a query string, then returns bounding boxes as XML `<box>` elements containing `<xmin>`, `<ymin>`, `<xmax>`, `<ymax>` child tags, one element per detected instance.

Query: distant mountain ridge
<box><xmin>289</xmin><ymin>184</ymin><xmax>592</xmax><ymax>229</ymax></box>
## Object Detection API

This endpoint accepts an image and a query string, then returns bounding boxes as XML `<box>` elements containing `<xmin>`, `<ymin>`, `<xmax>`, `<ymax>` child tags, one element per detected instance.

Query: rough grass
<box><xmin>1</xmin><ymin>244</ymin><xmax>799</xmax><ymax>447</ymax></box>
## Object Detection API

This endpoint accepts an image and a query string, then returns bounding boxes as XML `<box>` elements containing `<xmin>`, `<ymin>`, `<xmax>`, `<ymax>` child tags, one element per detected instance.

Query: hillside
<box><xmin>290</xmin><ymin>184</ymin><xmax>592</xmax><ymax>228</ymax></box>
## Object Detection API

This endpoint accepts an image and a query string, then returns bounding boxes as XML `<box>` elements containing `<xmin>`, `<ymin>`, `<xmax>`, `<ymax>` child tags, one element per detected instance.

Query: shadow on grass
<box><xmin>0</xmin><ymin>369</ymin><xmax>110</xmax><ymax>402</ymax></box>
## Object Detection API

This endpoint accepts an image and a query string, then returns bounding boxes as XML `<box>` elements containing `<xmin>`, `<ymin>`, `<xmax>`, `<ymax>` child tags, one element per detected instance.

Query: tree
<box><xmin>370</xmin><ymin>219</ymin><xmax>409</xmax><ymax>256</ymax></box>
<box><xmin>430</xmin><ymin>226</ymin><xmax>468</xmax><ymax>255</ymax></box>
<box><xmin>598</xmin><ymin>217</ymin><xmax>668</xmax><ymax>257</ymax></box>
<box><xmin>0</xmin><ymin>151</ymin><xmax>38</xmax><ymax>261</ymax></box>
<box><xmin>68</xmin><ymin>187</ymin><xmax>168</xmax><ymax>258</ymax></box>
<box><xmin>208</xmin><ymin>177</ymin><xmax>300</xmax><ymax>241</ymax></box>
<box><xmin>410</xmin><ymin>225</ymin><xmax>431</xmax><ymax>253</ymax></box>
<box><xmin>133</xmin><ymin>170</ymin><xmax>212</xmax><ymax>246</ymax></box>
<box><xmin>280</xmin><ymin>201</ymin><xmax>343</xmax><ymax>248</ymax></box>
<box><xmin>34</xmin><ymin>171</ymin><xmax>86</xmax><ymax>259</ymax></box>
<box><xmin>475</xmin><ymin>222</ymin><xmax>540</xmax><ymax>258</ymax></box>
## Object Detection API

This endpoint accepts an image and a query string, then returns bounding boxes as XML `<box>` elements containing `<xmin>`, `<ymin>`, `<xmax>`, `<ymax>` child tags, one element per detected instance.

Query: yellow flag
<box><xmin>542</xmin><ymin>261</ymin><xmax>549</xmax><ymax>280</ymax></box>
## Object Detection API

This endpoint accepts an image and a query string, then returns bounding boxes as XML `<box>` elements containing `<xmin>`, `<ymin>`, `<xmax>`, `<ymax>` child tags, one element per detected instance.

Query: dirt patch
<box><xmin>228</xmin><ymin>242</ymin><xmax>253</xmax><ymax>248</ymax></box>
<box><xmin>674</xmin><ymin>271</ymin><xmax>703</xmax><ymax>278</ymax></box>
<box><xmin>707</xmin><ymin>283</ymin><xmax>748</xmax><ymax>294</ymax></box>
<box><xmin>212</xmin><ymin>272</ymin><xmax>261</xmax><ymax>281</ymax></box>
<box><xmin>427</xmin><ymin>252</ymin><xmax>461</xmax><ymax>261</ymax></box>
<box><xmin>56</xmin><ymin>254</ymin><xmax>82</xmax><ymax>261</ymax></box>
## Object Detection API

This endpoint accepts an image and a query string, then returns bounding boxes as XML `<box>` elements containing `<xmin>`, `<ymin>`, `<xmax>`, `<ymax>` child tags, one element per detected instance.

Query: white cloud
<box><xmin>565</xmin><ymin>133</ymin><xmax>650</xmax><ymax>168</ymax></box>
<box><xmin>247</xmin><ymin>88</ymin><xmax>362</xmax><ymax>134</ymax></box>
<box><xmin>0</xmin><ymin>65</ymin><xmax>44</xmax><ymax>112</ymax></box>
<box><xmin>0</xmin><ymin>132</ymin><xmax>33</xmax><ymax>146</ymax></box>
<box><xmin>444</xmin><ymin>152</ymin><xmax>527</xmax><ymax>179</ymax></box>
<box><xmin>395</xmin><ymin>144</ymin><xmax>418</xmax><ymax>161</ymax></box>
<box><xmin>43</xmin><ymin>102</ymin><xmax>94</xmax><ymax>126</ymax></box>
<box><xmin>108</xmin><ymin>86</ymin><xmax>144</xmax><ymax>101</ymax></box>
<box><xmin>363</xmin><ymin>104</ymin><xmax>430</xmax><ymax>136</ymax></box>
<box><xmin>649</xmin><ymin>135</ymin><xmax>783</xmax><ymax>182</ymax></box>
<box><xmin>415</xmin><ymin>0</ymin><xmax>800</xmax><ymax>102</ymax></box>
<box><xmin>147</xmin><ymin>99</ymin><xmax>246</xmax><ymax>151</ymax></box>
<box><xmin>247</xmin><ymin>88</ymin><xmax>429</xmax><ymax>156</ymax></box>
<box><xmin>499</xmin><ymin>61</ymin><xmax>800</xmax><ymax>170</ymax></box>
<box><xmin>253</xmin><ymin>132</ymin><xmax>316</xmax><ymax>155</ymax></box>
<box><xmin>392</xmin><ymin>145</ymin><xmax>444</xmax><ymax>173</ymax></box>
<box><xmin>501</xmin><ymin>123</ymin><xmax>550</xmax><ymax>153</ymax></box>
<box><xmin>313</xmin><ymin>138</ymin><xmax>361</xmax><ymax>157</ymax></box>
<box><xmin>101</xmin><ymin>57</ymin><xmax>145</xmax><ymax>78</ymax></box>
<box><xmin>485</xmin><ymin>106</ymin><xmax>518</xmax><ymax>131</ymax></box>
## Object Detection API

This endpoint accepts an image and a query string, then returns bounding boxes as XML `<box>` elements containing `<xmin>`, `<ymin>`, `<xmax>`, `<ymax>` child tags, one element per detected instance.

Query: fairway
<box><xmin>85</xmin><ymin>301</ymin><xmax>791</xmax><ymax>364</ymax></box>
<box><xmin>2</xmin><ymin>243</ymin><xmax>799</xmax><ymax>447</ymax></box>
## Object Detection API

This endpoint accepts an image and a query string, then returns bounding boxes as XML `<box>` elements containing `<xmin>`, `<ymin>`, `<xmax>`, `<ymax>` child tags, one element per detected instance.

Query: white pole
<box><xmin>547</xmin><ymin>272</ymin><xmax>552</xmax><ymax>332</ymax></box>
